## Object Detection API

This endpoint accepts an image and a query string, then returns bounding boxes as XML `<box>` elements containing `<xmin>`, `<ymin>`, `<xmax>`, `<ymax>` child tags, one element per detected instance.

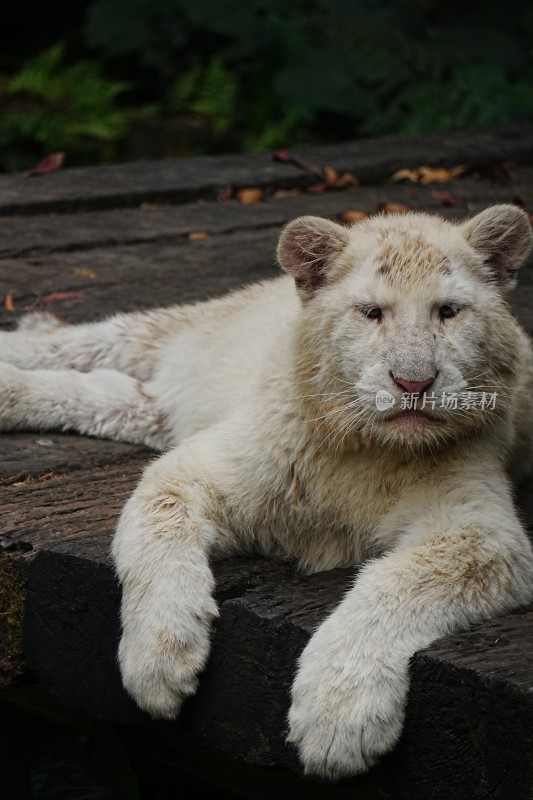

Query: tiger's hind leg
<box><xmin>0</xmin><ymin>306</ymin><xmax>186</xmax><ymax>382</ymax></box>
<box><xmin>0</xmin><ymin>362</ymin><xmax>172</xmax><ymax>450</ymax></box>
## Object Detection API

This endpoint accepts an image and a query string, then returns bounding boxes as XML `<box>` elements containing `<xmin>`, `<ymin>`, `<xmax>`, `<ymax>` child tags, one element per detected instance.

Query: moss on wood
<box><xmin>0</xmin><ymin>556</ymin><xmax>26</xmax><ymax>687</ymax></box>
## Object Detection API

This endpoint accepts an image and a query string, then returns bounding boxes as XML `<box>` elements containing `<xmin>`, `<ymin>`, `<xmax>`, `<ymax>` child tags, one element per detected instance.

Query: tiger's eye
<box><xmin>364</xmin><ymin>307</ymin><xmax>382</xmax><ymax>320</ymax></box>
<box><xmin>439</xmin><ymin>305</ymin><xmax>459</xmax><ymax>320</ymax></box>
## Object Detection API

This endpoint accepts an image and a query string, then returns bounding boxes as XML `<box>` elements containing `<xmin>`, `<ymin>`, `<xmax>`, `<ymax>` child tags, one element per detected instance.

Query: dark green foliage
<box><xmin>1</xmin><ymin>0</ymin><xmax>532</xmax><ymax>170</ymax></box>
<box><xmin>0</xmin><ymin>44</ymin><xmax>154</xmax><ymax>172</ymax></box>
<box><xmin>85</xmin><ymin>0</ymin><xmax>533</xmax><ymax>147</ymax></box>
<box><xmin>167</xmin><ymin>59</ymin><xmax>238</xmax><ymax>135</ymax></box>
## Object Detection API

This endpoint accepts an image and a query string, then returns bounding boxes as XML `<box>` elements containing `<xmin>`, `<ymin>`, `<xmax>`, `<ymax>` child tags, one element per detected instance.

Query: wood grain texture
<box><xmin>390</xmin><ymin>614</ymin><xmax>533</xmax><ymax>800</ymax></box>
<box><xmin>0</xmin><ymin>229</ymin><xmax>280</xmax><ymax>327</ymax></box>
<box><xmin>193</xmin><ymin>568</ymin><xmax>355</xmax><ymax>768</ymax></box>
<box><xmin>22</xmin><ymin>548</ymin><xmax>295</xmax><ymax>726</ymax></box>
<box><xmin>0</xmin><ymin>460</ymin><xmax>148</xmax><ymax>559</ymax></box>
<box><xmin>0</xmin><ymin>433</ymin><xmax>152</xmax><ymax>482</ymax></box>
<box><xmin>0</xmin><ymin>172</ymin><xmax>532</xmax><ymax>259</ymax></box>
<box><xmin>0</xmin><ymin>124</ymin><xmax>530</xmax><ymax>215</ymax></box>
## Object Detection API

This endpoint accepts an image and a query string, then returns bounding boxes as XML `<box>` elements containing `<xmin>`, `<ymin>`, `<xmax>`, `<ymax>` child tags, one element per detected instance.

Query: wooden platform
<box><xmin>1</xmin><ymin>125</ymin><xmax>533</xmax><ymax>800</ymax></box>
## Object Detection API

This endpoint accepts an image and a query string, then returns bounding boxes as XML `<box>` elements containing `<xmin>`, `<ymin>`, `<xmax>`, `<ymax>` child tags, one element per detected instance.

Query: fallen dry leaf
<box><xmin>188</xmin><ymin>231</ymin><xmax>209</xmax><ymax>240</ymax></box>
<box><xmin>376</xmin><ymin>202</ymin><xmax>411</xmax><ymax>214</ymax></box>
<box><xmin>1</xmin><ymin>469</ymin><xmax>58</xmax><ymax>487</ymax></box>
<box><xmin>418</xmin><ymin>166</ymin><xmax>465</xmax><ymax>185</ymax></box>
<box><xmin>431</xmin><ymin>190</ymin><xmax>467</xmax><ymax>207</ymax></box>
<box><xmin>273</xmin><ymin>188</ymin><xmax>302</xmax><ymax>199</ymax></box>
<box><xmin>4</xmin><ymin>293</ymin><xmax>15</xmax><ymax>312</ymax></box>
<box><xmin>325</xmin><ymin>168</ymin><xmax>359</xmax><ymax>189</ymax></box>
<box><xmin>12</xmin><ymin>470</ymin><xmax>58</xmax><ymax>487</ymax></box>
<box><xmin>39</xmin><ymin>291</ymin><xmax>86</xmax><ymax>305</ymax></box>
<box><xmin>324</xmin><ymin>166</ymin><xmax>339</xmax><ymax>186</ymax></box>
<box><xmin>73</xmin><ymin>268</ymin><xmax>97</xmax><ymax>280</ymax></box>
<box><xmin>272</xmin><ymin>149</ymin><xmax>360</xmax><ymax>189</ymax></box>
<box><xmin>272</xmin><ymin>150</ymin><xmax>327</xmax><ymax>180</ymax></box>
<box><xmin>306</xmin><ymin>182</ymin><xmax>329</xmax><ymax>194</ymax></box>
<box><xmin>392</xmin><ymin>168</ymin><xmax>416</xmax><ymax>183</ymax></box>
<box><xmin>273</xmin><ymin>149</ymin><xmax>291</xmax><ymax>162</ymax></box>
<box><xmin>0</xmin><ymin>470</ymin><xmax>33</xmax><ymax>487</ymax></box>
<box><xmin>217</xmin><ymin>186</ymin><xmax>234</xmax><ymax>202</ymax></box>
<box><xmin>462</xmin><ymin>162</ymin><xmax>513</xmax><ymax>182</ymax></box>
<box><xmin>340</xmin><ymin>210</ymin><xmax>368</xmax><ymax>224</ymax></box>
<box><xmin>392</xmin><ymin>165</ymin><xmax>465</xmax><ymax>185</ymax></box>
<box><xmin>308</xmin><ymin>172</ymin><xmax>359</xmax><ymax>193</ymax></box>
<box><xmin>237</xmin><ymin>188</ymin><xmax>264</xmax><ymax>205</ymax></box>
<box><xmin>335</xmin><ymin>172</ymin><xmax>359</xmax><ymax>188</ymax></box>
<box><xmin>26</xmin><ymin>152</ymin><xmax>65</xmax><ymax>177</ymax></box>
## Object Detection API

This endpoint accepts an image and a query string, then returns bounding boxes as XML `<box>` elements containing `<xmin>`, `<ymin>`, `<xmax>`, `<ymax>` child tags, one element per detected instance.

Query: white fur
<box><xmin>2</xmin><ymin>205</ymin><xmax>533</xmax><ymax>779</ymax></box>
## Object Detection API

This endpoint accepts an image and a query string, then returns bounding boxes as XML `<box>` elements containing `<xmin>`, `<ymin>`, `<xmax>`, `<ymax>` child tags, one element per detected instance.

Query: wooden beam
<box><xmin>0</xmin><ymin>124</ymin><xmax>531</xmax><ymax>215</ymax></box>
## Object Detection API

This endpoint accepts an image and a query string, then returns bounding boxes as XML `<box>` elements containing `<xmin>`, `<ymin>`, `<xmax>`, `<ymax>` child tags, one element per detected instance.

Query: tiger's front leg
<box><xmin>112</xmin><ymin>438</ymin><xmax>238</xmax><ymax>717</ymax></box>
<box><xmin>288</xmin><ymin>467</ymin><xmax>533</xmax><ymax>779</ymax></box>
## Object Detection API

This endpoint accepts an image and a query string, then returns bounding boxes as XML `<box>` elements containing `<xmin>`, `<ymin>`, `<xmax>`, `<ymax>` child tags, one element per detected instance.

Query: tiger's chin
<box><xmin>362</xmin><ymin>410</ymin><xmax>477</xmax><ymax>451</ymax></box>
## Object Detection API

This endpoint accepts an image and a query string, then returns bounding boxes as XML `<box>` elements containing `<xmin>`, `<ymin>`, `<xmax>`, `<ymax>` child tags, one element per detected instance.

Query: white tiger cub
<box><xmin>1</xmin><ymin>205</ymin><xmax>533</xmax><ymax>779</ymax></box>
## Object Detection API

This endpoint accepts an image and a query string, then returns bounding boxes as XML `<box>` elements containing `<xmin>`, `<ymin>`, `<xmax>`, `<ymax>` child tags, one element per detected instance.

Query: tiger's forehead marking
<box><xmin>375</xmin><ymin>230</ymin><xmax>451</xmax><ymax>284</ymax></box>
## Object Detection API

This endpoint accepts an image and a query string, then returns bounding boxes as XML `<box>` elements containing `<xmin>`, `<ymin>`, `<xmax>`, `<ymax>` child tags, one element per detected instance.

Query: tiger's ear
<box><xmin>277</xmin><ymin>216</ymin><xmax>350</xmax><ymax>298</ymax></box>
<box><xmin>461</xmin><ymin>204</ymin><xmax>533</xmax><ymax>289</ymax></box>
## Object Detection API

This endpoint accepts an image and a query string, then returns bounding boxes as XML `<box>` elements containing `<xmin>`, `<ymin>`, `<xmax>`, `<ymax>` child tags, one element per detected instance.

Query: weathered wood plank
<box><xmin>121</xmin><ymin>726</ymin><xmax>385</xmax><ymax>800</ymax></box>
<box><xmin>22</xmin><ymin>546</ymin><xmax>151</xmax><ymax>725</ymax></box>
<box><xmin>16</xmin><ymin>533</ymin><xmax>533</xmax><ymax>800</ymax></box>
<box><xmin>388</xmin><ymin>614</ymin><xmax>533</xmax><ymax>800</ymax></box>
<box><xmin>0</xmin><ymin>230</ymin><xmax>281</xmax><ymax>328</ymax></box>
<box><xmin>297</xmin><ymin>124</ymin><xmax>533</xmax><ymax>184</ymax></box>
<box><xmin>0</xmin><ymin>124</ymin><xmax>531</xmax><ymax>215</ymax></box>
<box><xmin>21</xmin><ymin>543</ymin><xmax>294</xmax><ymax>726</ymax></box>
<box><xmin>0</xmin><ymin>442</ymin><xmax>152</xmax><ymax>688</ymax></box>
<box><xmin>0</xmin><ymin>686</ymin><xmax>385</xmax><ymax>800</ymax></box>
<box><xmin>0</xmin><ymin>459</ymin><xmax>148</xmax><ymax>558</ymax></box>
<box><xmin>193</xmin><ymin>567</ymin><xmax>354</xmax><ymax>768</ymax></box>
<box><xmin>192</xmin><ymin>569</ymin><xmax>533</xmax><ymax>784</ymax></box>
<box><xmin>0</xmin><ymin>433</ymin><xmax>151</xmax><ymax>483</ymax></box>
<box><xmin>0</xmin><ymin>172</ymin><xmax>532</xmax><ymax>259</ymax></box>
<box><xmin>198</xmin><ymin>583</ymin><xmax>533</xmax><ymax>800</ymax></box>
<box><xmin>0</xmin><ymin>152</ymin><xmax>301</xmax><ymax>215</ymax></box>
<box><xmin>0</xmin><ymin>187</ymin><xmax>435</xmax><ymax>258</ymax></box>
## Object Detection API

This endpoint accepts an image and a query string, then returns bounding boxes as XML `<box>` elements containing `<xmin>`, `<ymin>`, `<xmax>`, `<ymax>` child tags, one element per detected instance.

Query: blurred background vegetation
<box><xmin>0</xmin><ymin>0</ymin><xmax>532</xmax><ymax>172</ymax></box>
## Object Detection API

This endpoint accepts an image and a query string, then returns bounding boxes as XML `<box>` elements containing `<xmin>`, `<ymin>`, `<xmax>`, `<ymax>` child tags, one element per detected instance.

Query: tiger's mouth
<box><xmin>384</xmin><ymin>408</ymin><xmax>439</xmax><ymax>423</ymax></box>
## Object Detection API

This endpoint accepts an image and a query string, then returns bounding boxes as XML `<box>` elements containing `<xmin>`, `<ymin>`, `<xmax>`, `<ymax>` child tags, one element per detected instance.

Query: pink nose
<box><xmin>393</xmin><ymin>376</ymin><xmax>435</xmax><ymax>395</ymax></box>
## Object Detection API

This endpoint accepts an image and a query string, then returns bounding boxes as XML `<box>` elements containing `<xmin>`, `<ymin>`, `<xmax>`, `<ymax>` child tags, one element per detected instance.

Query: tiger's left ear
<box><xmin>461</xmin><ymin>204</ymin><xmax>533</xmax><ymax>289</ymax></box>
<box><xmin>277</xmin><ymin>216</ymin><xmax>350</xmax><ymax>299</ymax></box>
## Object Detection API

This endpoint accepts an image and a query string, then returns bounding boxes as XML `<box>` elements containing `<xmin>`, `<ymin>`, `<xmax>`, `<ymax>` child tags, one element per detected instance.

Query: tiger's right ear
<box><xmin>277</xmin><ymin>216</ymin><xmax>350</xmax><ymax>299</ymax></box>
